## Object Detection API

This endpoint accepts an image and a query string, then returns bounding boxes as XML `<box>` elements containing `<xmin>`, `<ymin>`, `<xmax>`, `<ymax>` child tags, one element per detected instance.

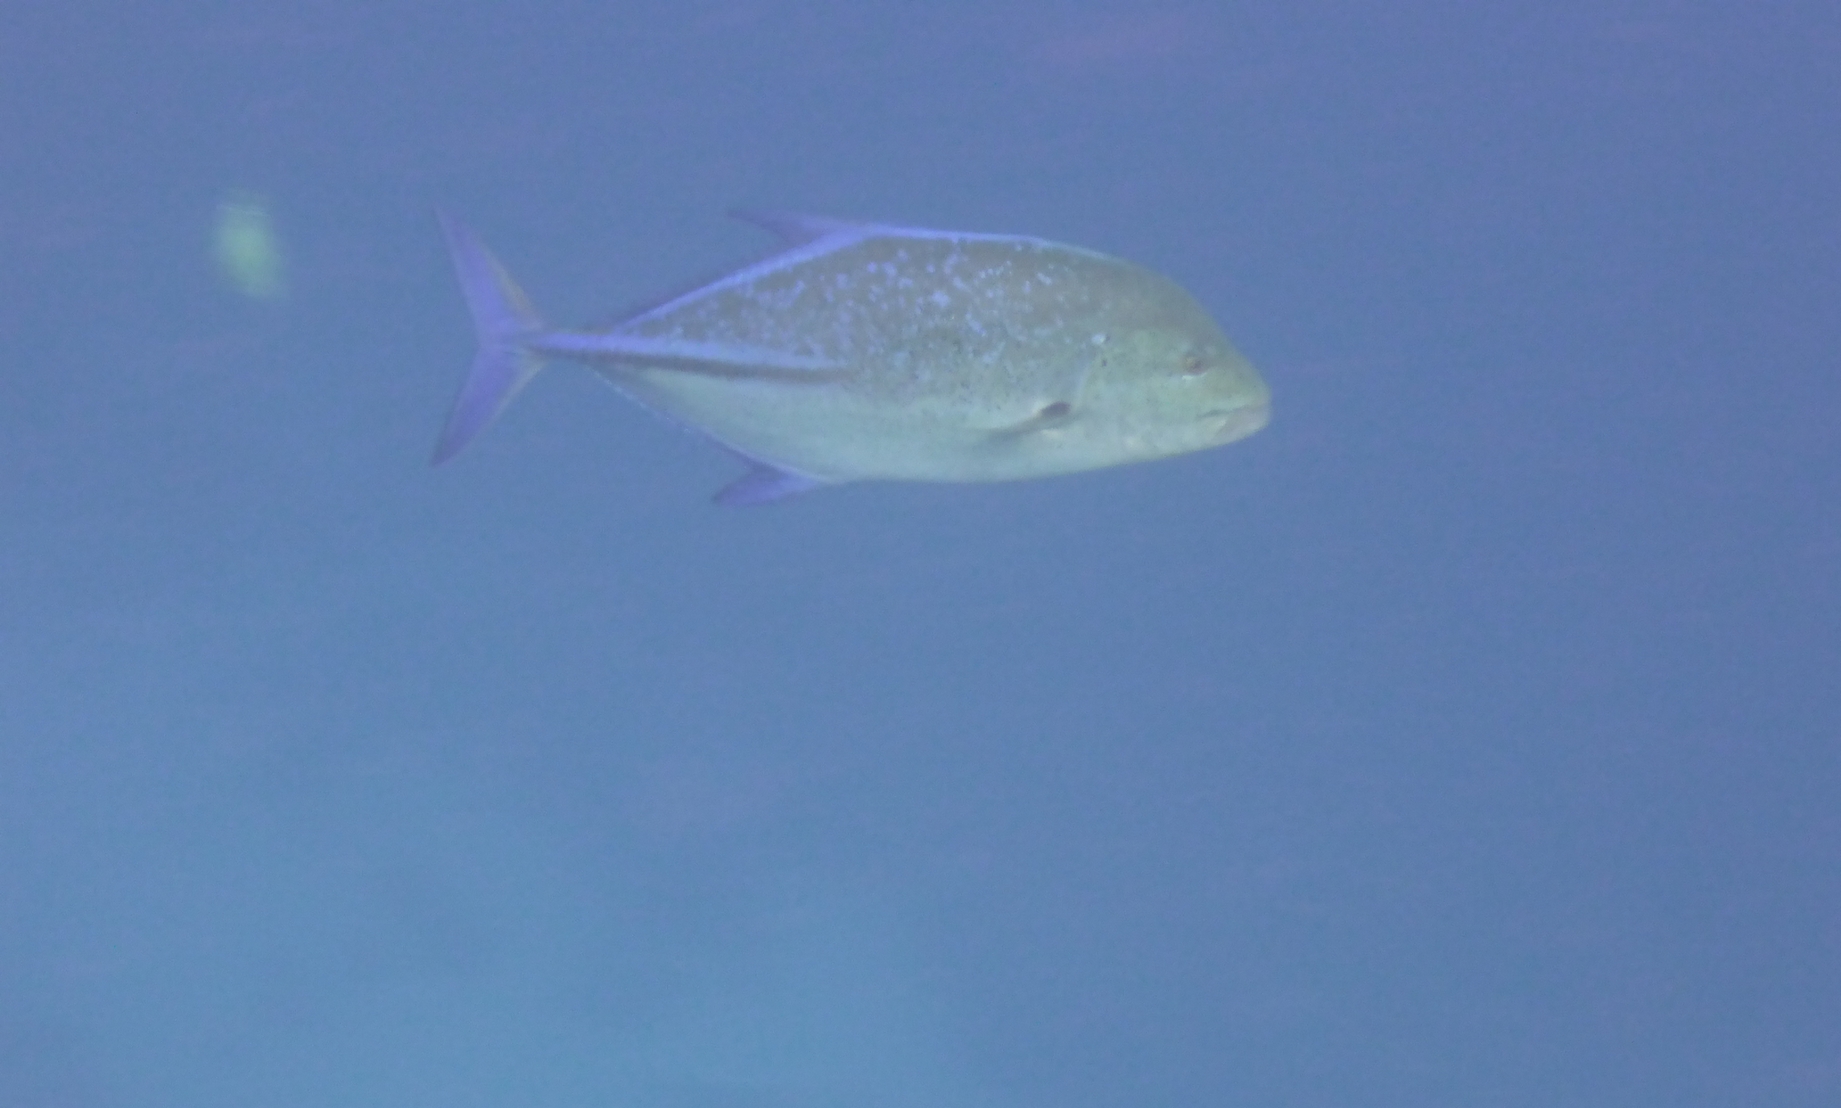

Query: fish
<box><xmin>434</xmin><ymin>211</ymin><xmax>1270</xmax><ymax>504</ymax></box>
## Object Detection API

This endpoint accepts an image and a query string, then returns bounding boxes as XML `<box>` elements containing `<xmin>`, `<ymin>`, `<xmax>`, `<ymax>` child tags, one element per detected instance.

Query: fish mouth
<box><xmin>1205</xmin><ymin>398</ymin><xmax>1271</xmax><ymax>442</ymax></box>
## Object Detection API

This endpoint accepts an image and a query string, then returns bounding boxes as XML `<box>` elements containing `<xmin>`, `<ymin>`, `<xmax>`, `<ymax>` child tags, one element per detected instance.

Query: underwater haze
<box><xmin>3</xmin><ymin>2</ymin><xmax>1838</xmax><ymax>1105</ymax></box>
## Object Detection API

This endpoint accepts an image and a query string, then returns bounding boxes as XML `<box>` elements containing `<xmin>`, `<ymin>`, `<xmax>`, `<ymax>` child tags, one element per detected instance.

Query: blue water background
<box><xmin>2</xmin><ymin>3</ymin><xmax>1837</xmax><ymax>1105</ymax></box>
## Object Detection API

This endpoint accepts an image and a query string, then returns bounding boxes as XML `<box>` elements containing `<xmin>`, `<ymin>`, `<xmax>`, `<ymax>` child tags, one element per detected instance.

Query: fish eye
<box><xmin>1178</xmin><ymin>354</ymin><xmax>1207</xmax><ymax>376</ymax></box>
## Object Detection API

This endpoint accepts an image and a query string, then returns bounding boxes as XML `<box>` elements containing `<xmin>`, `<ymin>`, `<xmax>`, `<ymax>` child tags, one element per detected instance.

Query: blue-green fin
<box><xmin>432</xmin><ymin>213</ymin><xmax>546</xmax><ymax>465</ymax></box>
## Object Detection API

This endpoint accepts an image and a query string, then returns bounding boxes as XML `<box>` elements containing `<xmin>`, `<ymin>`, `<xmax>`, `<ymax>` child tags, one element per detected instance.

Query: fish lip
<box><xmin>1205</xmin><ymin>398</ymin><xmax>1271</xmax><ymax>441</ymax></box>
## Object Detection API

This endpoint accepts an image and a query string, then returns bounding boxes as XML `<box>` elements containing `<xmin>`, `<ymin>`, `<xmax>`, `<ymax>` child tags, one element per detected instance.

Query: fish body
<box><xmin>435</xmin><ymin>212</ymin><xmax>1269</xmax><ymax>503</ymax></box>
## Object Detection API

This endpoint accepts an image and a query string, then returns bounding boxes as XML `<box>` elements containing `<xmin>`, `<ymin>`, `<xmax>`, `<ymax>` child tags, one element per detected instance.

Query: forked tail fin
<box><xmin>432</xmin><ymin>214</ymin><xmax>546</xmax><ymax>465</ymax></box>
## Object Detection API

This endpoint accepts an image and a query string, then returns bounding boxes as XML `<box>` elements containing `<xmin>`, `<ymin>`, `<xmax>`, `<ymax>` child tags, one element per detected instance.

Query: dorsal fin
<box><xmin>726</xmin><ymin>209</ymin><xmax>866</xmax><ymax>247</ymax></box>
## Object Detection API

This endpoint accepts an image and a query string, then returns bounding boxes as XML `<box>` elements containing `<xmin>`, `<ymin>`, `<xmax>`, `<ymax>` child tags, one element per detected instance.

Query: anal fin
<box><xmin>713</xmin><ymin>462</ymin><xmax>826</xmax><ymax>506</ymax></box>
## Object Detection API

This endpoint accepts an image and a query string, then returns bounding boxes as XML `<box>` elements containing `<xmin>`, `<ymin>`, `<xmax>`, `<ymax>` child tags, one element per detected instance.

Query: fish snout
<box><xmin>1206</xmin><ymin>397</ymin><xmax>1271</xmax><ymax>443</ymax></box>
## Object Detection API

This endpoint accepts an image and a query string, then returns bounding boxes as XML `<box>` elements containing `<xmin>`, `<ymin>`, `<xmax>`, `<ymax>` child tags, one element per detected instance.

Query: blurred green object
<box><xmin>214</xmin><ymin>191</ymin><xmax>286</xmax><ymax>300</ymax></box>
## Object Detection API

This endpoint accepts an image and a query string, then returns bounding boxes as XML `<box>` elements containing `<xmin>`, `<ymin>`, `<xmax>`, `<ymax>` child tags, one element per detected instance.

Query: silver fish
<box><xmin>435</xmin><ymin>211</ymin><xmax>1270</xmax><ymax>504</ymax></box>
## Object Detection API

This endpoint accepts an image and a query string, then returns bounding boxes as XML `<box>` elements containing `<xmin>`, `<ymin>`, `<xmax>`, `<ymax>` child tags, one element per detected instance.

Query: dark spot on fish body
<box><xmin>1038</xmin><ymin>400</ymin><xmax>1072</xmax><ymax>420</ymax></box>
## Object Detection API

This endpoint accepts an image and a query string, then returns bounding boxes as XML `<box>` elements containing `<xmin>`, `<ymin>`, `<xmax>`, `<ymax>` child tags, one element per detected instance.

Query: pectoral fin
<box><xmin>987</xmin><ymin>399</ymin><xmax>1077</xmax><ymax>440</ymax></box>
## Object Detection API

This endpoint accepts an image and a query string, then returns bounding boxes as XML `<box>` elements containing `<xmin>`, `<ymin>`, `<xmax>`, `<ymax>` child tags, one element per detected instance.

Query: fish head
<box><xmin>1060</xmin><ymin>280</ymin><xmax>1270</xmax><ymax>466</ymax></box>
